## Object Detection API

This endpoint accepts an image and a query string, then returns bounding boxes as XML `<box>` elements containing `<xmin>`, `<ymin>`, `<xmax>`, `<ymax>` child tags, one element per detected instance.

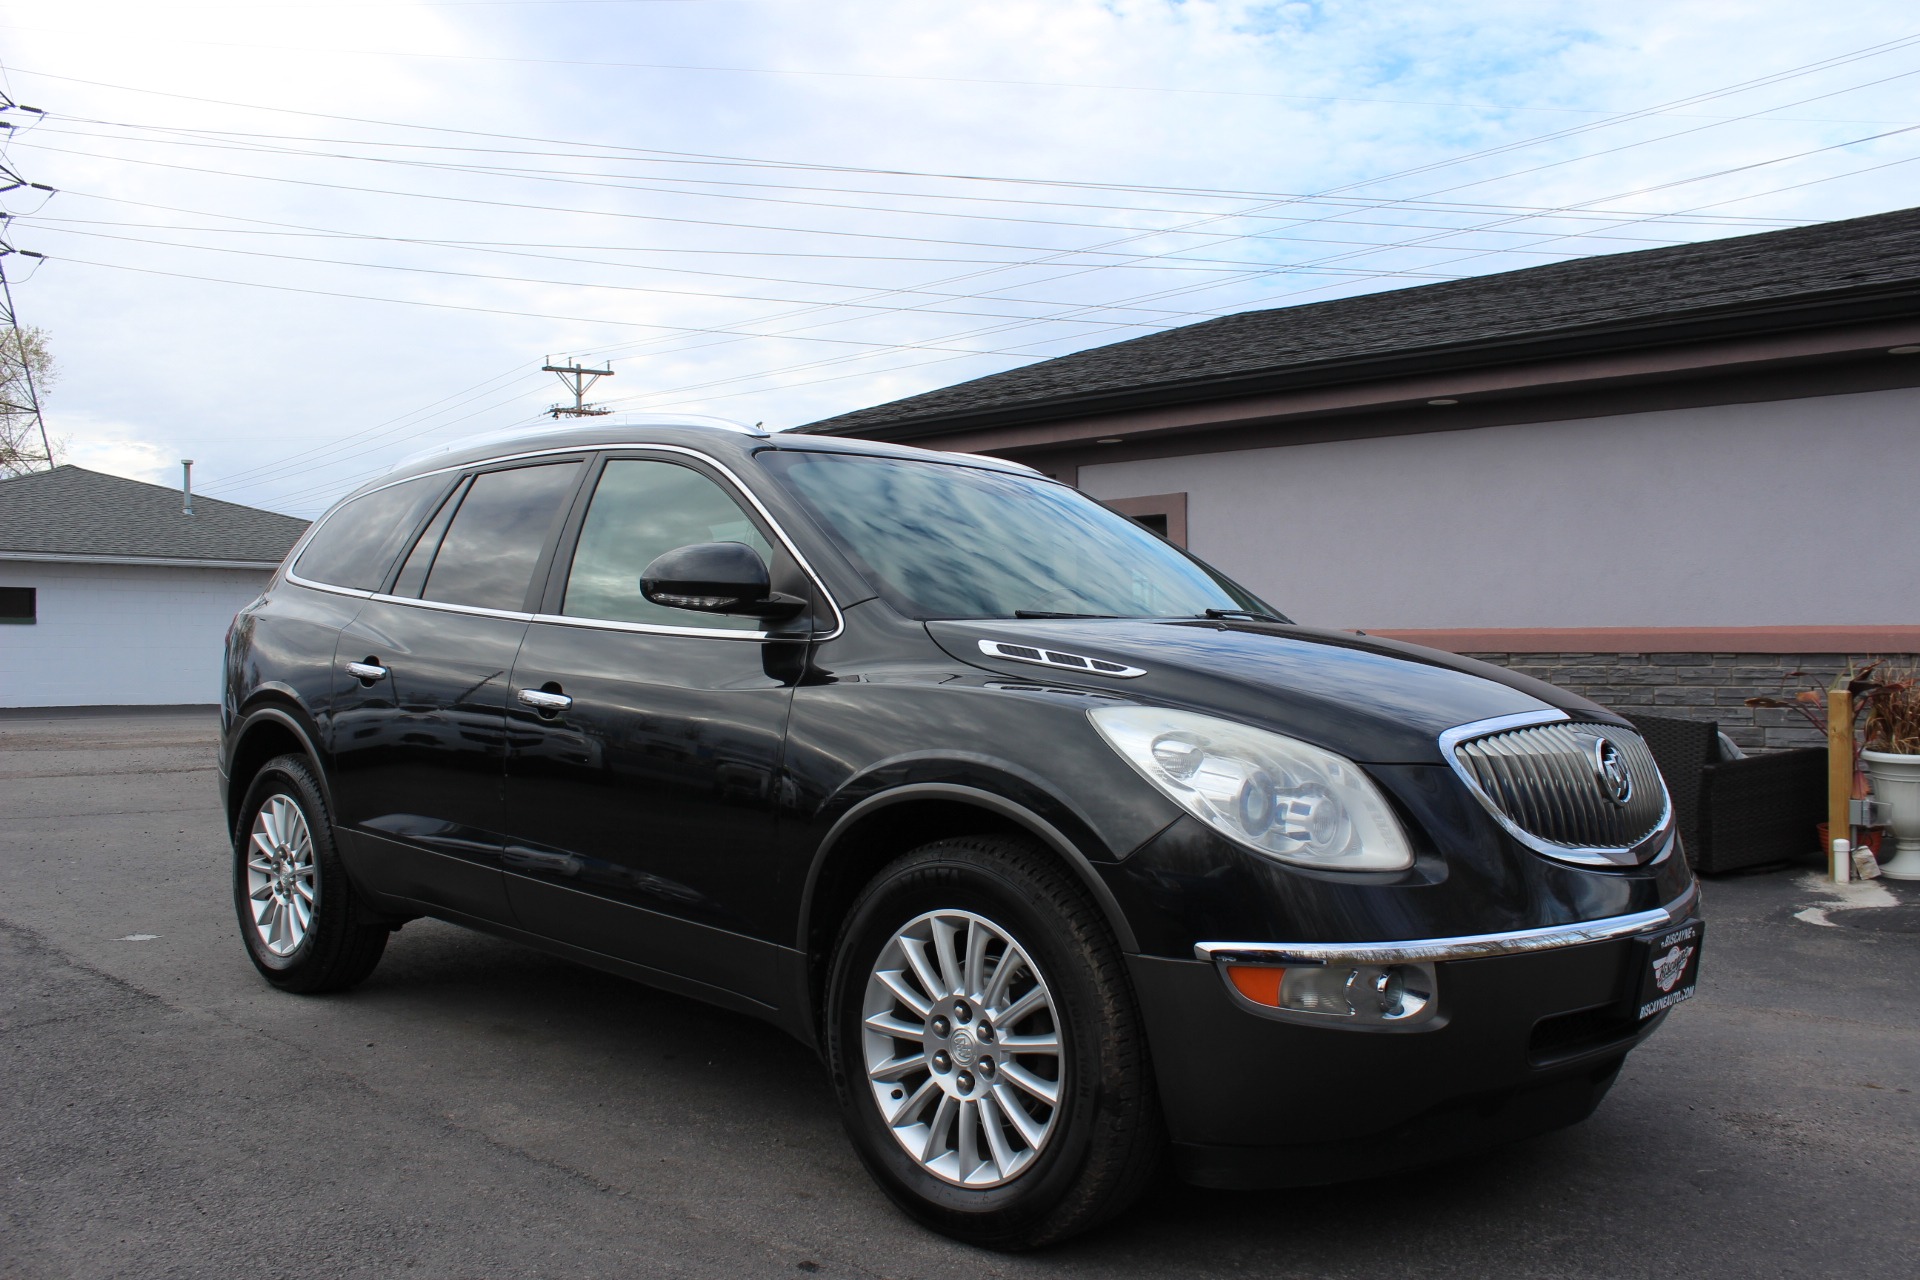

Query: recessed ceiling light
<box><xmin>1096</xmin><ymin>436</ymin><xmax>1124</xmax><ymax>444</ymax></box>
<box><xmin>1890</xmin><ymin>345</ymin><xmax>1920</xmax><ymax>355</ymax></box>
<box><xmin>1427</xmin><ymin>398</ymin><xmax>1459</xmax><ymax>406</ymax></box>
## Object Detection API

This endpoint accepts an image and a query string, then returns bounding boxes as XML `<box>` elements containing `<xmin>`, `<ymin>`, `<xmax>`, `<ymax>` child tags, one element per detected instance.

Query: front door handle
<box><xmin>517</xmin><ymin>687</ymin><xmax>573</xmax><ymax>714</ymax></box>
<box><xmin>346</xmin><ymin>661</ymin><xmax>388</xmax><ymax>683</ymax></box>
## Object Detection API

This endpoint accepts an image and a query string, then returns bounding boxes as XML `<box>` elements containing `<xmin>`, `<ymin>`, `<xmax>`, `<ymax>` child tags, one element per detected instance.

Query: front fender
<box><xmin>796</xmin><ymin>763</ymin><xmax>1168</xmax><ymax>957</ymax></box>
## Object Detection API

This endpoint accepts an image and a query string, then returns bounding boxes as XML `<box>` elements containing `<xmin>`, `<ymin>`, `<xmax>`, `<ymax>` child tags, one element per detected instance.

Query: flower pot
<box><xmin>1861</xmin><ymin>749</ymin><xmax>1920</xmax><ymax>880</ymax></box>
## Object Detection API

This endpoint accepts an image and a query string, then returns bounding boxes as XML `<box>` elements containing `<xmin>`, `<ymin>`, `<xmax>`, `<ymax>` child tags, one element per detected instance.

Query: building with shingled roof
<box><xmin>0</xmin><ymin>465</ymin><xmax>308</xmax><ymax>707</ymax></box>
<box><xmin>798</xmin><ymin>205</ymin><xmax>1920</xmax><ymax>752</ymax></box>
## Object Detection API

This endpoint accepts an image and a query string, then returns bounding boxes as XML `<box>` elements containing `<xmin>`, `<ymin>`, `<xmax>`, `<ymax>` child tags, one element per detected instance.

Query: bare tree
<box><xmin>0</xmin><ymin>324</ymin><xmax>57</xmax><ymax>477</ymax></box>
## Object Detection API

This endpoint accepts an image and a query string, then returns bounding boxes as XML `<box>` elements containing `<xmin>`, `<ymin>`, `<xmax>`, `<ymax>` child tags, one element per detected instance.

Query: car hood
<box><xmin>928</xmin><ymin>617</ymin><xmax>1621</xmax><ymax>765</ymax></box>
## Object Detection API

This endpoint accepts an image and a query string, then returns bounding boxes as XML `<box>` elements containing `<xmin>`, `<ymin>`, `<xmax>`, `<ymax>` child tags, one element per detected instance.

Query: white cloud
<box><xmin>54</xmin><ymin>411</ymin><xmax>181</xmax><ymax>485</ymax></box>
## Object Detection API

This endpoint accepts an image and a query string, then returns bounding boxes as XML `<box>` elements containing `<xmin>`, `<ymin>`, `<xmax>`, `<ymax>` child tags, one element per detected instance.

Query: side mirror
<box><xmin>639</xmin><ymin>541</ymin><xmax>807</xmax><ymax>620</ymax></box>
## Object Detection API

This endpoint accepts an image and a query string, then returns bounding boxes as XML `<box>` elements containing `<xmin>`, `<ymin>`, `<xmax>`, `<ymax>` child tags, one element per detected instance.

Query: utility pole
<box><xmin>543</xmin><ymin>358</ymin><xmax>614</xmax><ymax>417</ymax></box>
<box><xmin>0</xmin><ymin>92</ymin><xmax>55</xmax><ymax>473</ymax></box>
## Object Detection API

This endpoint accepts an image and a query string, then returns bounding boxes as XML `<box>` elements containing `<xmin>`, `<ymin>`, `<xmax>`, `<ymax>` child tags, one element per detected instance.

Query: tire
<box><xmin>825</xmin><ymin>835</ymin><xmax>1162</xmax><ymax>1250</ymax></box>
<box><xmin>232</xmin><ymin>754</ymin><xmax>389</xmax><ymax>993</ymax></box>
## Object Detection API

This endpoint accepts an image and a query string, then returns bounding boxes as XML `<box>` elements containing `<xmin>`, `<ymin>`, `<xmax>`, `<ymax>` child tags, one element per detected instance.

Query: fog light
<box><xmin>1223</xmin><ymin>961</ymin><xmax>1435</xmax><ymax>1026</ymax></box>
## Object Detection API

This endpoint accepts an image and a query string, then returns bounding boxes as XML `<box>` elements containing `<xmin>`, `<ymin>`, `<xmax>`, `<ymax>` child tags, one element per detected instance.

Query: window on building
<box><xmin>421</xmin><ymin>462</ymin><xmax>583</xmax><ymax>612</ymax></box>
<box><xmin>0</xmin><ymin>586</ymin><xmax>34</xmax><ymax>624</ymax></box>
<box><xmin>295</xmin><ymin>474</ymin><xmax>450</xmax><ymax>591</ymax></box>
<box><xmin>1101</xmin><ymin>493</ymin><xmax>1188</xmax><ymax>548</ymax></box>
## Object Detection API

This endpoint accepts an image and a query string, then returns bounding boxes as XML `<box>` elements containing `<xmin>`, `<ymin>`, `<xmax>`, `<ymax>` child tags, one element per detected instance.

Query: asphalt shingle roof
<box><xmin>800</xmin><ymin>204</ymin><xmax>1920</xmax><ymax>438</ymax></box>
<box><xmin>0</xmin><ymin>465</ymin><xmax>309</xmax><ymax>564</ymax></box>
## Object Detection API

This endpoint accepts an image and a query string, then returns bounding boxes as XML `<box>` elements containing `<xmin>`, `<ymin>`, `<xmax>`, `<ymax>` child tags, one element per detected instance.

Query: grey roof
<box><xmin>0</xmin><ymin>465</ymin><xmax>309</xmax><ymax>565</ymax></box>
<box><xmin>800</xmin><ymin>204</ymin><xmax>1920</xmax><ymax>439</ymax></box>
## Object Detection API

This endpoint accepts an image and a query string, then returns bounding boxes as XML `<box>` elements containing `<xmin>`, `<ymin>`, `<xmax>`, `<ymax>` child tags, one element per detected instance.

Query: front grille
<box><xmin>1450</xmin><ymin>721</ymin><xmax>1669</xmax><ymax>859</ymax></box>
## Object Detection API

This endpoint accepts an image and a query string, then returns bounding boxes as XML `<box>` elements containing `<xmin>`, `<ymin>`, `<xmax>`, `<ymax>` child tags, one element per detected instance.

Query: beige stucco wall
<box><xmin>1076</xmin><ymin>384</ymin><xmax>1920</xmax><ymax>630</ymax></box>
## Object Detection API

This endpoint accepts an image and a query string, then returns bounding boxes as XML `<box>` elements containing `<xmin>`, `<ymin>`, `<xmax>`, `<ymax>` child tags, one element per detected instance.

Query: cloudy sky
<box><xmin>4</xmin><ymin>0</ymin><xmax>1919</xmax><ymax>516</ymax></box>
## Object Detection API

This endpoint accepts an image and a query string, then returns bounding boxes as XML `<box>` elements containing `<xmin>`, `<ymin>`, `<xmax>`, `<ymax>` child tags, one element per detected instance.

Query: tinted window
<box><xmin>562</xmin><ymin>458</ymin><xmax>774</xmax><ymax>630</ymax></box>
<box><xmin>0</xmin><ymin>586</ymin><xmax>34</xmax><ymax>623</ymax></box>
<box><xmin>294</xmin><ymin>475</ymin><xmax>445</xmax><ymax>590</ymax></box>
<box><xmin>422</xmin><ymin>462</ymin><xmax>581</xmax><ymax>611</ymax></box>
<box><xmin>390</xmin><ymin>479</ymin><xmax>466</xmax><ymax>599</ymax></box>
<box><xmin>764</xmin><ymin>452</ymin><xmax>1273</xmax><ymax>621</ymax></box>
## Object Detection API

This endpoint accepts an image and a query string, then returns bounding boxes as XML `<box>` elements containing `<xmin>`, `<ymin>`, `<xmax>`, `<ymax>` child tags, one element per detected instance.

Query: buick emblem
<box><xmin>1590</xmin><ymin>736</ymin><xmax>1633</xmax><ymax>806</ymax></box>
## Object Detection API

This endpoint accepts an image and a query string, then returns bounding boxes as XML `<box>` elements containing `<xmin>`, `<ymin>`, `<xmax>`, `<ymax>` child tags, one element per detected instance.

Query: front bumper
<box><xmin>1130</xmin><ymin>887</ymin><xmax>1697</xmax><ymax>1188</ymax></box>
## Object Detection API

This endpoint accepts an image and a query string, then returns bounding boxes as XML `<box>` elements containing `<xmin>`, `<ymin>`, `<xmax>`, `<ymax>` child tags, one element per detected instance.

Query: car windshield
<box><xmin>763</xmin><ymin>449</ymin><xmax>1281</xmax><ymax>622</ymax></box>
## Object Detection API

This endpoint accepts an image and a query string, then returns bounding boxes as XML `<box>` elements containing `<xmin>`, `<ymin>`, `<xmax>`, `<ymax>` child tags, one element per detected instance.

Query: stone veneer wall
<box><xmin>1464</xmin><ymin>652</ymin><xmax>1920</xmax><ymax>754</ymax></box>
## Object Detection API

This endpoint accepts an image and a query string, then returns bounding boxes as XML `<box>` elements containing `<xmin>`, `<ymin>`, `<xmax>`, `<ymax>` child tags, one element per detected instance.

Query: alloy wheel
<box><xmin>246</xmin><ymin>794</ymin><xmax>318</xmax><ymax>957</ymax></box>
<box><xmin>861</xmin><ymin>909</ymin><xmax>1065</xmax><ymax>1188</ymax></box>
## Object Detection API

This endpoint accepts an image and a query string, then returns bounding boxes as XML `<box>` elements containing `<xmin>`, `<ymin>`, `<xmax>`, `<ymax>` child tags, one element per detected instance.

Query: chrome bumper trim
<box><xmin>1193</xmin><ymin>884</ymin><xmax>1698</xmax><ymax>967</ymax></box>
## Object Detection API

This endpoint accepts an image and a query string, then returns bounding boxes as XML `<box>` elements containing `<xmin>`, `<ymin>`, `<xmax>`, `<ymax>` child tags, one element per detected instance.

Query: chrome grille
<box><xmin>1448</xmin><ymin>720</ymin><xmax>1669</xmax><ymax>862</ymax></box>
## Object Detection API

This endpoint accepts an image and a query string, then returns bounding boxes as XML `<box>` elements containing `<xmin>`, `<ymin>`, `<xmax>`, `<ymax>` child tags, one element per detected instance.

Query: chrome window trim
<box><xmin>1437</xmin><ymin>709</ymin><xmax>1674</xmax><ymax>868</ymax></box>
<box><xmin>283</xmin><ymin>441</ymin><xmax>843</xmax><ymax>642</ymax></box>
<box><xmin>975</xmin><ymin>639</ymin><xmax>1146</xmax><ymax>678</ymax></box>
<box><xmin>1193</xmin><ymin>882</ymin><xmax>1698</xmax><ymax>967</ymax></box>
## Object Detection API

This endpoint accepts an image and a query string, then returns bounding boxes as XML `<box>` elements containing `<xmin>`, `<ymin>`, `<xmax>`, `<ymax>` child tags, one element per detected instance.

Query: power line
<box><xmin>14</xmin><ymin>20</ymin><xmax>1920</xmax><ymax>121</ymax></box>
<box><xmin>39</xmin><ymin>117</ymin><xmax>1804</xmax><ymax>243</ymax></box>
<box><xmin>13</xmin><ymin>37</ymin><xmax>1919</xmax><ymax>202</ymax></box>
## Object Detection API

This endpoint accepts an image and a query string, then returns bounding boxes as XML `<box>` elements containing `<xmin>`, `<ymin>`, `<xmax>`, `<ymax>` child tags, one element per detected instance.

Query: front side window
<box><xmin>763</xmin><ymin>451</ymin><xmax>1274</xmax><ymax>621</ymax></box>
<box><xmin>294</xmin><ymin>474</ymin><xmax>446</xmax><ymax>591</ymax></box>
<box><xmin>421</xmin><ymin>462</ymin><xmax>582</xmax><ymax>611</ymax></box>
<box><xmin>561</xmin><ymin>458</ymin><xmax>774</xmax><ymax>630</ymax></box>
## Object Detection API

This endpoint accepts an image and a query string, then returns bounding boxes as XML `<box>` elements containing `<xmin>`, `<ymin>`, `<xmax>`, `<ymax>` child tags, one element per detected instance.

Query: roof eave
<box><xmin>797</xmin><ymin>278</ymin><xmax>1920</xmax><ymax>442</ymax></box>
<box><xmin>0</xmin><ymin>551</ymin><xmax>285</xmax><ymax>571</ymax></box>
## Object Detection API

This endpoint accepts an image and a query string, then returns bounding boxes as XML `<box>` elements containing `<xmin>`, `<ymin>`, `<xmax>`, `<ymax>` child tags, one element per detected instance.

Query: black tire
<box><xmin>825</xmin><ymin>835</ymin><xmax>1162</xmax><ymax>1250</ymax></box>
<box><xmin>232</xmin><ymin>754</ymin><xmax>389</xmax><ymax>993</ymax></box>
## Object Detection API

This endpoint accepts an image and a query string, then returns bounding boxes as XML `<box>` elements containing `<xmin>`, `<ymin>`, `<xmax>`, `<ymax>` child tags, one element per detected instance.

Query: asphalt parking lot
<box><xmin>2</xmin><ymin>708</ymin><xmax>1916</xmax><ymax>1279</ymax></box>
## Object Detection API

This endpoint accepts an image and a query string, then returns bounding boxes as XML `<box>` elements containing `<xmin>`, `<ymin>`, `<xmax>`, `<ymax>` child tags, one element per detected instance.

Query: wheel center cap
<box><xmin>950</xmin><ymin>1027</ymin><xmax>977</xmax><ymax>1066</ymax></box>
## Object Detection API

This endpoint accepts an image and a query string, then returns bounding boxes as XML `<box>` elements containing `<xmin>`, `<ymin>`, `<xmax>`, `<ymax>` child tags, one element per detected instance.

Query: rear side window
<box><xmin>294</xmin><ymin>475</ymin><xmax>446</xmax><ymax>591</ymax></box>
<box><xmin>561</xmin><ymin>458</ymin><xmax>774</xmax><ymax>630</ymax></box>
<box><xmin>421</xmin><ymin>462</ymin><xmax>582</xmax><ymax>612</ymax></box>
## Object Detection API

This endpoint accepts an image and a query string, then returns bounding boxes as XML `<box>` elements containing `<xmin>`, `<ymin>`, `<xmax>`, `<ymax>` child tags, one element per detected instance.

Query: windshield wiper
<box><xmin>1012</xmin><ymin>610</ymin><xmax>1120</xmax><ymax>619</ymax></box>
<box><xmin>1202</xmin><ymin>607</ymin><xmax>1291</xmax><ymax>624</ymax></box>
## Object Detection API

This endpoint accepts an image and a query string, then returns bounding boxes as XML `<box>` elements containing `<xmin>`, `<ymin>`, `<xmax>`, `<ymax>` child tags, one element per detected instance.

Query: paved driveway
<box><xmin>2</xmin><ymin>708</ymin><xmax>1916</xmax><ymax>1279</ymax></box>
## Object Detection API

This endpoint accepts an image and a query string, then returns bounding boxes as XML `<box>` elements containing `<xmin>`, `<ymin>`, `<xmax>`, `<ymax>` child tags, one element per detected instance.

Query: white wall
<box><xmin>1078</xmin><ymin>385</ymin><xmax>1920</xmax><ymax>630</ymax></box>
<box><xmin>0</xmin><ymin>561</ymin><xmax>271</xmax><ymax>707</ymax></box>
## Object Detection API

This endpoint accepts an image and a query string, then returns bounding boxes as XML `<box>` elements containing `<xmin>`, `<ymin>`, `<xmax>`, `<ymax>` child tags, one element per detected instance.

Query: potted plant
<box><xmin>1747</xmin><ymin>665</ymin><xmax>1887</xmax><ymax>855</ymax></box>
<box><xmin>1863</xmin><ymin>667</ymin><xmax>1920</xmax><ymax>880</ymax></box>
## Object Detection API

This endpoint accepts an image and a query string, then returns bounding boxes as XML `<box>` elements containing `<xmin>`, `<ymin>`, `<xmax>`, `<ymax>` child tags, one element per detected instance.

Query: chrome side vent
<box><xmin>976</xmin><ymin>639</ymin><xmax>1145</xmax><ymax>679</ymax></box>
<box><xmin>1440</xmin><ymin>713</ymin><xmax>1672</xmax><ymax>868</ymax></box>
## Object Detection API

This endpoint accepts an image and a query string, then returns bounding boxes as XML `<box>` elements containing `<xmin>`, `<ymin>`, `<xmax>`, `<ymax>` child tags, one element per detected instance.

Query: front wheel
<box><xmin>232</xmin><ymin>754</ymin><xmax>389</xmax><ymax>993</ymax></box>
<box><xmin>825</xmin><ymin>835</ymin><xmax>1162</xmax><ymax>1250</ymax></box>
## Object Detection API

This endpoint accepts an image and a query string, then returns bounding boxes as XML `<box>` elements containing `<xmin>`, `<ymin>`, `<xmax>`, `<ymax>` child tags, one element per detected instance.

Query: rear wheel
<box><xmin>232</xmin><ymin>754</ymin><xmax>388</xmax><ymax>993</ymax></box>
<box><xmin>825</xmin><ymin>835</ymin><xmax>1162</xmax><ymax>1249</ymax></box>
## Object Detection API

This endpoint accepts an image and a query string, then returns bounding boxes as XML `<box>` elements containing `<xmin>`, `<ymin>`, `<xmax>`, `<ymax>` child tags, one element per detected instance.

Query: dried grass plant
<box><xmin>1864</xmin><ymin>665</ymin><xmax>1920</xmax><ymax>755</ymax></box>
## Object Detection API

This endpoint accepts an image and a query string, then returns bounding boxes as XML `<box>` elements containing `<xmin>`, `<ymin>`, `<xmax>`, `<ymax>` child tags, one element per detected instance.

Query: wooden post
<box><xmin>1829</xmin><ymin>688</ymin><xmax>1854</xmax><ymax>878</ymax></box>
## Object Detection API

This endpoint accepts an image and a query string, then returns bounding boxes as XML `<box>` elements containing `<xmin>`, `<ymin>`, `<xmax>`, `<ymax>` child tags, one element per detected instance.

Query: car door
<box><xmin>500</xmin><ymin>450</ymin><xmax>814</xmax><ymax>1005</ymax></box>
<box><xmin>331</xmin><ymin>457</ymin><xmax>588</xmax><ymax>924</ymax></box>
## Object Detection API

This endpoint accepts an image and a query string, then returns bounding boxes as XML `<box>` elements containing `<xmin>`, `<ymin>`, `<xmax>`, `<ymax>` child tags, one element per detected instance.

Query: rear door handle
<box><xmin>517</xmin><ymin>687</ymin><xmax>573</xmax><ymax>714</ymax></box>
<box><xmin>346</xmin><ymin>662</ymin><xmax>388</xmax><ymax>683</ymax></box>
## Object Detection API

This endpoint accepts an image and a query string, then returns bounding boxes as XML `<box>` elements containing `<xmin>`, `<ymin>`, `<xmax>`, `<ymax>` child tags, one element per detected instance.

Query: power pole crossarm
<box><xmin>543</xmin><ymin>360</ymin><xmax>614</xmax><ymax>418</ymax></box>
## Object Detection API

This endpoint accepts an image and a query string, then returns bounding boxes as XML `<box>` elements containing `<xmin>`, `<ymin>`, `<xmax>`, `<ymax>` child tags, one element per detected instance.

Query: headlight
<box><xmin>1089</xmin><ymin>706</ymin><xmax>1413</xmax><ymax>871</ymax></box>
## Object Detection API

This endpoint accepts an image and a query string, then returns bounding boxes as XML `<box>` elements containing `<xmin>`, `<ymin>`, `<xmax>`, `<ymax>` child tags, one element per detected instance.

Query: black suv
<box><xmin>220</xmin><ymin>419</ymin><xmax>1700</xmax><ymax>1248</ymax></box>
